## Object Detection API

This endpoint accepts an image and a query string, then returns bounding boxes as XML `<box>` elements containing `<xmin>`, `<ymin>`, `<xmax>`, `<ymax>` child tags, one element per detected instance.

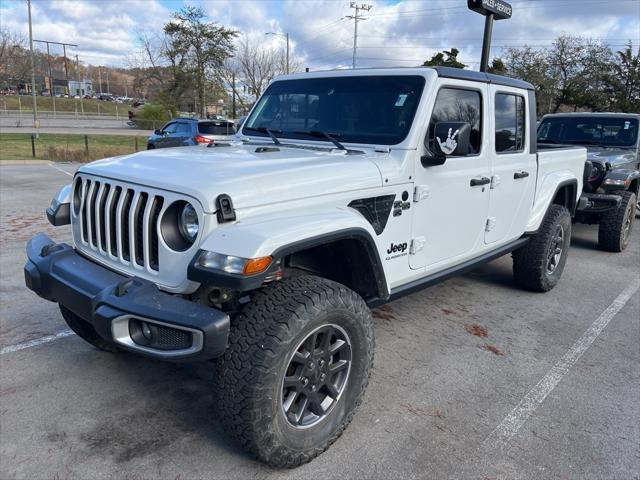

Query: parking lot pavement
<box><xmin>1</xmin><ymin>163</ymin><xmax>638</xmax><ymax>479</ymax></box>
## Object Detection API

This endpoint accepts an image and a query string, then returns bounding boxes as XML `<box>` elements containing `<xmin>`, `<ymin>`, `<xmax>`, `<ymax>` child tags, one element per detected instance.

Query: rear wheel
<box><xmin>59</xmin><ymin>305</ymin><xmax>121</xmax><ymax>353</ymax></box>
<box><xmin>214</xmin><ymin>275</ymin><xmax>374</xmax><ymax>468</ymax></box>
<box><xmin>598</xmin><ymin>190</ymin><xmax>636</xmax><ymax>252</ymax></box>
<box><xmin>512</xmin><ymin>204</ymin><xmax>572</xmax><ymax>292</ymax></box>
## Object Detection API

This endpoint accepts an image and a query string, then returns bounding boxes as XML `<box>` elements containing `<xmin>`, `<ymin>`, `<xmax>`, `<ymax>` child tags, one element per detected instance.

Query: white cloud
<box><xmin>0</xmin><ymin>0</ymin><xmax>638</xmax><ymax>69</ymax></box>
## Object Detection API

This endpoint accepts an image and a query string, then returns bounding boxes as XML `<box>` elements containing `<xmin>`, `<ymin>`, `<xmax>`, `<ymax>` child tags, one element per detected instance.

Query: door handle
<box><xmin>470</xmin><ymin>177</ymin><xmax>491</xmax><ymax>187</ymax></box>
<box><xmin>514</xmin><ymin>171</ymin><xmax>529</xmax><ymax>179</ymax></box>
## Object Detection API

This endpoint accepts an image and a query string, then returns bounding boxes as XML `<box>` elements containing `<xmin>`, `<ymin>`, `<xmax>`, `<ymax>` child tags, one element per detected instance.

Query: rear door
<box><xmin>410</xmin><ymin>82</ymin><xmax>491</xmax><ymax>270</ymax></box>
<box><xmin>174</xmin><ymin>122</ymin><xmax>193</xmax><ymax>146</ymax></box>
<box><xmin>484</xmin><ymin>87</ymin><xmax>537</xmax><ymax>244</ymax></box>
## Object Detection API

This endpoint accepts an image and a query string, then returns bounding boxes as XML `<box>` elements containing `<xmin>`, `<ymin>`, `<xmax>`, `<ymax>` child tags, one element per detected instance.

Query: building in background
<box><xmin>68</xmin><ymin>79</ymin><xmax>93</xmax><ymax>97</ymax></box>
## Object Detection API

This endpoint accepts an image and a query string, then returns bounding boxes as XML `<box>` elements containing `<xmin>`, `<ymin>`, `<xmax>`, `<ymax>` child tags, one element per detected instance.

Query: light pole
<box><xmin>27</xmin><ymin>0</ymin><xmax>38</xmax><ymax>131</ymax></box>
<box><xmin>265</xmin><ymin>32</ymin><xmax>290</xmax><ymax>74</ymax></box>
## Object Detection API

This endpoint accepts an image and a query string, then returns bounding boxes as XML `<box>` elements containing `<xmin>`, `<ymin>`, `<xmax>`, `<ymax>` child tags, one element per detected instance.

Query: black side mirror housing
<box><xmin>422</xmin><ymin>122</ymin><xmax>473</xmax><ymax>167</ymax></box>
<box><xmin>154</xmin><ymin>129</ymin><xmax>161</xmax><ymax>135</ymax></box>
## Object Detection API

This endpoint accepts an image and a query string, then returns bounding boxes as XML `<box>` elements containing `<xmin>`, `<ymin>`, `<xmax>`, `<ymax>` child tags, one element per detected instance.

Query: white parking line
<box><xmin>482</xmin><ymin>276</ymin><xmax>640</xmax><ymax>451</ymax></box>
<box><xmin>0</xmin><ymin>329</ymin><xmax>74</xmax><ymax>355</ymax></box>
<box><xmin>47</xmin><ymin>162</ymin><xmax>73</xmax><ymax>177</ymax></box>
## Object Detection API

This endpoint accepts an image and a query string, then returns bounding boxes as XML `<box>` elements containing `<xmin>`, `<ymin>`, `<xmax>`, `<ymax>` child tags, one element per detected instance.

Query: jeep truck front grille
<box><xmin>75</xmin><ymin>177</ymin><xmax>164</xmax><ymax>272</ymax></box>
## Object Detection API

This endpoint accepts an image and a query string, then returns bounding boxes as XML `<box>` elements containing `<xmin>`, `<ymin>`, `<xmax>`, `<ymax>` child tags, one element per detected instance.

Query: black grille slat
<box><xmin>121</xmin><ymin>189</ymin><xmax>133</xmax><ymax>261</ymax></box>
<box><xmin>81</xmin><ymin>180</ymin><xmax>91</xmax><ymax>242</ymax></box>
<box><xmin>134</xmin><ymin>193</ymin><xmax>148</xmax><ymax>266</ymax></box>
<box><xmin>109</xmin><ymin>187</ymin><xmax>122</xmax><ymax>256</ymax></box>
<box><xmin>98</xmin><ymin>184</ymin><xmax>110</xmax><ymax>251</ymax></box>
<box><xmin>149</xmin><ymin>197</ymin><xmax>164</xmax><ymax>271</ymax></box>
<box><xmin>89</xmin><ymin>182</ymin><xmax>100</xmax><ymax>247</ymax></box>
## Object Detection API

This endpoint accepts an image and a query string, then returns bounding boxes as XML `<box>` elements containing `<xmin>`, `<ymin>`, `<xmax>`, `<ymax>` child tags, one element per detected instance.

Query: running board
<box><xmin>368</xmin><ymin>237</ymin><xmax>529</xmax><ymax>307</ymax></box>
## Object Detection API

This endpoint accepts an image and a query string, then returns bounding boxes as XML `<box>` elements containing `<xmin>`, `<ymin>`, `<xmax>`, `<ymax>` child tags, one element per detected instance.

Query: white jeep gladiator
<box><xmin>25</xmin><ymin>67</ymin><xmax>585</xmax><ymax>467</ymax></box>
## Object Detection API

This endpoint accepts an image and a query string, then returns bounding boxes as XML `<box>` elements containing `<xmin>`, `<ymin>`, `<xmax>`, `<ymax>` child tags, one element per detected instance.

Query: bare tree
<box><xmin>0</xmin><ymin>28</ymin><xmax>31</xmax><ymax>89</ymax></box>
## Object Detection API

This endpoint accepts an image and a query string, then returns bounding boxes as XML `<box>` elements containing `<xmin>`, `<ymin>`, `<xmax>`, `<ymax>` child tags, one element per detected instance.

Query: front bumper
<box><xmin>576</xmin><ymin>192</ymin><xmax>622</xmax><ymax>214</ymax></box>
<box><xmin>24</xmin><ymin>233</ymin><xmax>229</xmax><ymax>361</ymax></box>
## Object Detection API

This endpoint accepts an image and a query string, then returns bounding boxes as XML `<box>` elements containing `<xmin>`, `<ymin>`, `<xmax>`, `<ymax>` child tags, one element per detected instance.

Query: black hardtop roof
<box><xmin>434</xmin><ymin>67</ymin><xmax>535</xmax><ymax>91</ymax></box>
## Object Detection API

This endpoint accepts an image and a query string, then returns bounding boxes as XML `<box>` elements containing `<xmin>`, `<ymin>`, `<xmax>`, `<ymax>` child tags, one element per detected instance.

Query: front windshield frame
<box><xmin>537</xmin><ymin>116</ymin><xmax>639</xmax><ymax>148</ymax></box>
<box><xmin>242</xmin><ymin>75</ymin><xmax>426</xmax><ymax>146</ymax></box>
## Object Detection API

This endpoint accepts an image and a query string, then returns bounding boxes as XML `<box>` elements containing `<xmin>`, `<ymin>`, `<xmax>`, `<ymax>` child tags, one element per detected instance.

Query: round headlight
<box><xmin>178</xmin><ymin>203</ymin><xmax>199</xmax><ymax>242</ymax></box>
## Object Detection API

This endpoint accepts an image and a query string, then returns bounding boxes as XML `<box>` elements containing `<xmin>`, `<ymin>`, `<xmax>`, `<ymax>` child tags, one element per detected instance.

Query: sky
<box><xmin>1</xmin><ymin>0</ymin><xmax>639</xmax><ymax>71</ymax></box>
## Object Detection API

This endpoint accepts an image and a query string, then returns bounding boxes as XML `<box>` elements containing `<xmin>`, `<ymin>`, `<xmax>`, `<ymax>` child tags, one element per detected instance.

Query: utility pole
<box><xmin>62</xmin><ymin>44</ymin><xmax>70</xmax><ymax>95</ymax></box>
<box><xmin>98</xmin><ymin>68</ymin><xmax>102</xmax><ymax>94</ymax></box>
<box><xmin>75</xmin><ymin>54</ymin><xmax>84</xmax><ymax>114</ymax></box>
<box><xmin>347</xmin><ymin>2</ymin><xmax>372</xmax><ymax>69</ymax></box>
<box><xmin>26</xmin><ymin>0</ymin><xmax>38</xmax><ymax>132</ymax></box>
<box><xmin>232</xmin><ymin>72</ymin><xmax>236</xmax><ymax>119</ymax></box>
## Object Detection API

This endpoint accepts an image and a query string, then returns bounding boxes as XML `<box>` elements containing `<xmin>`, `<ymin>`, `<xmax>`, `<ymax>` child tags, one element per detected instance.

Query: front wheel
<box><xmin>214</xmin><ymin>276</ymin><xmax>374</xmax><ymax>468</ymax></box>
<box><xmin>512</xmin><ymin>204</ymin><xmax>572</xmax><ymax>292</ymax></box>
<box><xmin>599</xmin><ymin>190</ymin><xmax>636</xmax><ymax>252</ymax></box>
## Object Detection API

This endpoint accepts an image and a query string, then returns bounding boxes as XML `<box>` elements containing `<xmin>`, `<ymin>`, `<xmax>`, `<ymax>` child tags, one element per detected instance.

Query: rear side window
<box><xmin>495</xmin><ymin>93</ymin><xmax>525</xmax><ymax>153</ymax></box>
<box><xmin>199</xmin><ymin>122</ymin><xmax>235</xmax><ymax>135</ymax></box>
<box><xmin>428</xmin><ymin>88</ymin><xmax>482</xmax><ymax>155</ymax></box>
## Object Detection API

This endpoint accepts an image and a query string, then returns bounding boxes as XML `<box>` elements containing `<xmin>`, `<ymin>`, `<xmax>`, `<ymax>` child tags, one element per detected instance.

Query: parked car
<box><xmin>538</xmin><ymin>113</ymin><xmax>639</xmax><ymax>251</ymax></box>
<box><xmin>27</xmin><ymin>66</ymin><xmax>585</xmax><ymax>468</ymax></box>
<box><xmin>146</xmin><ymin>118</ymin><xmax>236</xmax><ymax>149</ymax></box>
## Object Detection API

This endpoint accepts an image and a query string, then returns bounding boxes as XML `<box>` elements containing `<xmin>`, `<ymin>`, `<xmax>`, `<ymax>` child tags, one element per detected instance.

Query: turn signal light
<box><xmin>243</xmin><ymin>256</ymin><xmax>272</xmax><ymax>275</ymax></box>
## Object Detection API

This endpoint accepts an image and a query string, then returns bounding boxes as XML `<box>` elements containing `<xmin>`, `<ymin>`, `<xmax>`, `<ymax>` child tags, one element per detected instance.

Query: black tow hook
<box><xmin>115</xmin><ymin>279</ymin><xmax>135</xmax><ymax>297</ymax></box>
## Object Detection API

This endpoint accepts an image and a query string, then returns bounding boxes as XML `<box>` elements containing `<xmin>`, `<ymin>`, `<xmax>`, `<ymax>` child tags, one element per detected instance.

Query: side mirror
<box><xmin>422</xmin><ymin>122</ymin><xmax>472</xmax><ymax>167</ymax></box>
<box><xmin>154</xmin><ymin>129</ymin><xmax>161</xmax><ymax>135</ymax></box>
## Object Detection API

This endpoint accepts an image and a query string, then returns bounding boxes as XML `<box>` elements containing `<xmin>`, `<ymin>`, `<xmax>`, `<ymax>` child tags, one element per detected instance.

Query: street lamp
<box><xmin>265</xmin><ymin>32</ymin><xmax>290</xmax><ymax>74</ymax></box>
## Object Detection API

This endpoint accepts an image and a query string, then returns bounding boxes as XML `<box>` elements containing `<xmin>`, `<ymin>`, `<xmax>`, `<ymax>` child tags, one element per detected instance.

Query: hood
<box><xmin>586</xmin><ymin>146</ymin><xmax>636</xmax><ymax>167</ymax></box>
<box><xmin>78</xmin><ymin>144</ymin><xmax>384</xmax><ymax>213</ymax></box>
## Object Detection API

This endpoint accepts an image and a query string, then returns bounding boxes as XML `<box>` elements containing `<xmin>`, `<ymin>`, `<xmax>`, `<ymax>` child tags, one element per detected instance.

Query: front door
<box><xmin>485</xmin><ymin>87</ymin><xmax>537</xmax><ymax>244</ymax></box>
<box><xmin>410</xmin><ymin>82</ymin><xmax>491</xmax><ymax>270</ymax></box>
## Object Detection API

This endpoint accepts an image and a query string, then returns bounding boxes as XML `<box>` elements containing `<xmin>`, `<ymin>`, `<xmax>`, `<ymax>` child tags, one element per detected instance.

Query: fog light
<box><xmin>141</xmin><ymin>321</ymin><xmax>152</xmax><ymax>341</ymax></box>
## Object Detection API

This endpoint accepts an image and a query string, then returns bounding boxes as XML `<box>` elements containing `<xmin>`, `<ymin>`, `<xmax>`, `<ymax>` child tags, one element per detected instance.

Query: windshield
<box><xmin>538</xmin><ymin>116</ymin><xmax>638</xmax><ymax>147</ymax></box>
<box><xmin>243</xmin><ymin>75</ymin><xmax>426</xmax><ymax>145</ymax></box>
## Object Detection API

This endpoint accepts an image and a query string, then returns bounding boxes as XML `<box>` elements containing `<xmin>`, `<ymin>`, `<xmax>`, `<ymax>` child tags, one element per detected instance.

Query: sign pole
<box><xmin>467</xmin><ymin>0</ymin><xmax>512</xmax><ymax>73</ymax></box>
<box><xmin>480</xmin><ymin>13</ymin><xmax>494</xmax><ymax>72</ymax></box>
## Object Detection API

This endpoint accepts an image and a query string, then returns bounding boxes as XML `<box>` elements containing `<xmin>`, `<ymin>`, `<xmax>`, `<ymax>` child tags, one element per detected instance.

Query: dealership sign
<box><xmin>467</xmin><ymin>0</ymin><xmax>513</xmax><ymax>20</ymax></box>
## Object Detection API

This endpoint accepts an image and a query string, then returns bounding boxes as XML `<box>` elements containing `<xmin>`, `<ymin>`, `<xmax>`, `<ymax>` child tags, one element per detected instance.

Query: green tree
<box><xmin>163</xmin><ymin>6</ymin><xmax>237</xmax><ymax>117</ymax></box>
<box><xmin>604</xmin><ymin>42</ymin><xmax>640</xmax><ymax>112</ymax></box>
<box><xmin>423</xmin><ymin>48</ymin><xmax>466</xmax><ymax>69</ymax></box>
<box><xmin>487</xmin><ymin>58</ymin><xmax>507</xmax><ymax>76</ymax></box>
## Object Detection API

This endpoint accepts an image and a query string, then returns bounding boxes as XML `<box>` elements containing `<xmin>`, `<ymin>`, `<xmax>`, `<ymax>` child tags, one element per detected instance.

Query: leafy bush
<box><xmin>133</xmin><ymin>103</ymin><xmax>173</xmax><ymax>130</ymax></box>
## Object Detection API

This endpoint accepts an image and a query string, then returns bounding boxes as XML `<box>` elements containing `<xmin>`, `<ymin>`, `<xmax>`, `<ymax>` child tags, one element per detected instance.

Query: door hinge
<box><xmin>410</xmin><ymin>236</ymin><xmax>426</xmax><ymax>254</ymax></box>
<box><xmin>413</xmin><ymin>185</ymin><xmax>430</xmax><ymax>202</ymax></box>
<box><xmin>490</xmin><ymin>175</ymin><xmax>501</xmax><ymax>189</ymax></box>
<box><xmin>485</xmin><ymin>217</ymin><xmax>497</xmax><ymax>232</ymax></box>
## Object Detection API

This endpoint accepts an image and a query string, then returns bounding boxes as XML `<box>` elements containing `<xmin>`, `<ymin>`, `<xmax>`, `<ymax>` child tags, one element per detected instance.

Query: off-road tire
<box><xmin>59</xmin><ymin>305</ymin><xmax>121</xmax><ymax>353</ymax></box>
<box><xmin>214</xmin><ymin>275</ymin><xmax>374</xmax><ymax>468</ymax></box>
<box><xmin>513</xmin><ymin>204</ymin><xmax>571</xmax><ymax>292</ymax></box>
<box><xmin>598</xmin><ymin>190</ymin><xmax>636</xmax><ymax>252</ymax></box>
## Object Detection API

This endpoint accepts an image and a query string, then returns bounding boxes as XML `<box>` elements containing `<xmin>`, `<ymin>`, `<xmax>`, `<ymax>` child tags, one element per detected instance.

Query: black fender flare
<box><xmin>601</xmin><ymin>168</ymin><xmax>640</xmax><ymax>194</ymax></box>
<box><xmin>552</xmin><ymin>179</ymin><xmax>579</xmax><ymax>216</ymax></box>
<box><xmin>188</xmin><ymin>228</ymin><xmax>389</xmax><ymax>301</ymax></box>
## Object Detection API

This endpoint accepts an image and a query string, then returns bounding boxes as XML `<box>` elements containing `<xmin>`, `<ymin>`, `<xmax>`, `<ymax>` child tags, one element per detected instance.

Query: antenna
<box><xmin>468</xmin><ymin>0</ymin><xmax>513</xmax><ymax>72</ymax></box>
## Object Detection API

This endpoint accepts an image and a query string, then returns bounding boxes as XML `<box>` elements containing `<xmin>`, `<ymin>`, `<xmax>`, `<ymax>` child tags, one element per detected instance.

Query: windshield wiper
<box><xmin>294</xmin><ymin>130</ymin><xmax>346</xmax><ymax>150</ymax></box>
<box><xmin>243</xmin><ymin>126</ymin><xmax>282</xmax><ymax>145</ymax></box>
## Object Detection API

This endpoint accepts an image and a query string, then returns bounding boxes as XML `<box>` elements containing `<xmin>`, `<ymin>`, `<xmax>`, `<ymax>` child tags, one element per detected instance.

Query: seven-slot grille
<box><xmin>75</xmin><ymin>177</ymin><xmax>164</xmax><ymax>271</ymax></box>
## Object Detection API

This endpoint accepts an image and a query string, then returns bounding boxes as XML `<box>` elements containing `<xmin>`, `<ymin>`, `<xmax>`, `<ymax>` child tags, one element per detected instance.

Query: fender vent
<box><xmin>348</xmin><ymin>195</ymin><xmax>396</xmax><ymax>235</ymax></box>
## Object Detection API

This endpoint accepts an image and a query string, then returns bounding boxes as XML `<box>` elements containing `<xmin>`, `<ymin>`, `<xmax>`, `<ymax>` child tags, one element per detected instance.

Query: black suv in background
<box><xmin>538</xmin><ymin>113</ymin><xmax>640</xmax><ymax>252</ymax></box>
<box><xmin>147</xmin><ymin>118</ymin><xmax>236</xmax><ymax>149</ymax></box>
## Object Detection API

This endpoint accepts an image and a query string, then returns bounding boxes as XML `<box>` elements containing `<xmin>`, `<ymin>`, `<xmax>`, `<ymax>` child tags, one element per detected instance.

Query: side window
<box><xmin>162</xmin><ymin>123</ymin><xmax>177</xmax><ymax>134</ymax></box>
<box><xmin>495</xmin><ymin>93</ymin><xmax>525</xmax><ymax>153</ymax></box>
<box><xmin>428</xmin><ymin>87</ymin><xmax>482</xmax><ymax>155</ymax></box>
<box><xmin>175</xmin><ymin>123</ymin><xmax>191</xmax><ymax>134</ymax></box>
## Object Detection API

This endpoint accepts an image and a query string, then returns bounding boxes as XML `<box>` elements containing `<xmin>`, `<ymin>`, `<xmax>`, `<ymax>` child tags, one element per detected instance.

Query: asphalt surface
<box><xmin>1</xmin><ymin>163</ymin><xmax>638</xmax><ymax>480</ymax></box>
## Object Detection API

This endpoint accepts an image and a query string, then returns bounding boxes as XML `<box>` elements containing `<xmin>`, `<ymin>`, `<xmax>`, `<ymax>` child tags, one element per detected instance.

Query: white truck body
<box><xmin>72</xmin><ymin>67</ymin><xmax>584</xmax><ymax>297</ymax></box>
